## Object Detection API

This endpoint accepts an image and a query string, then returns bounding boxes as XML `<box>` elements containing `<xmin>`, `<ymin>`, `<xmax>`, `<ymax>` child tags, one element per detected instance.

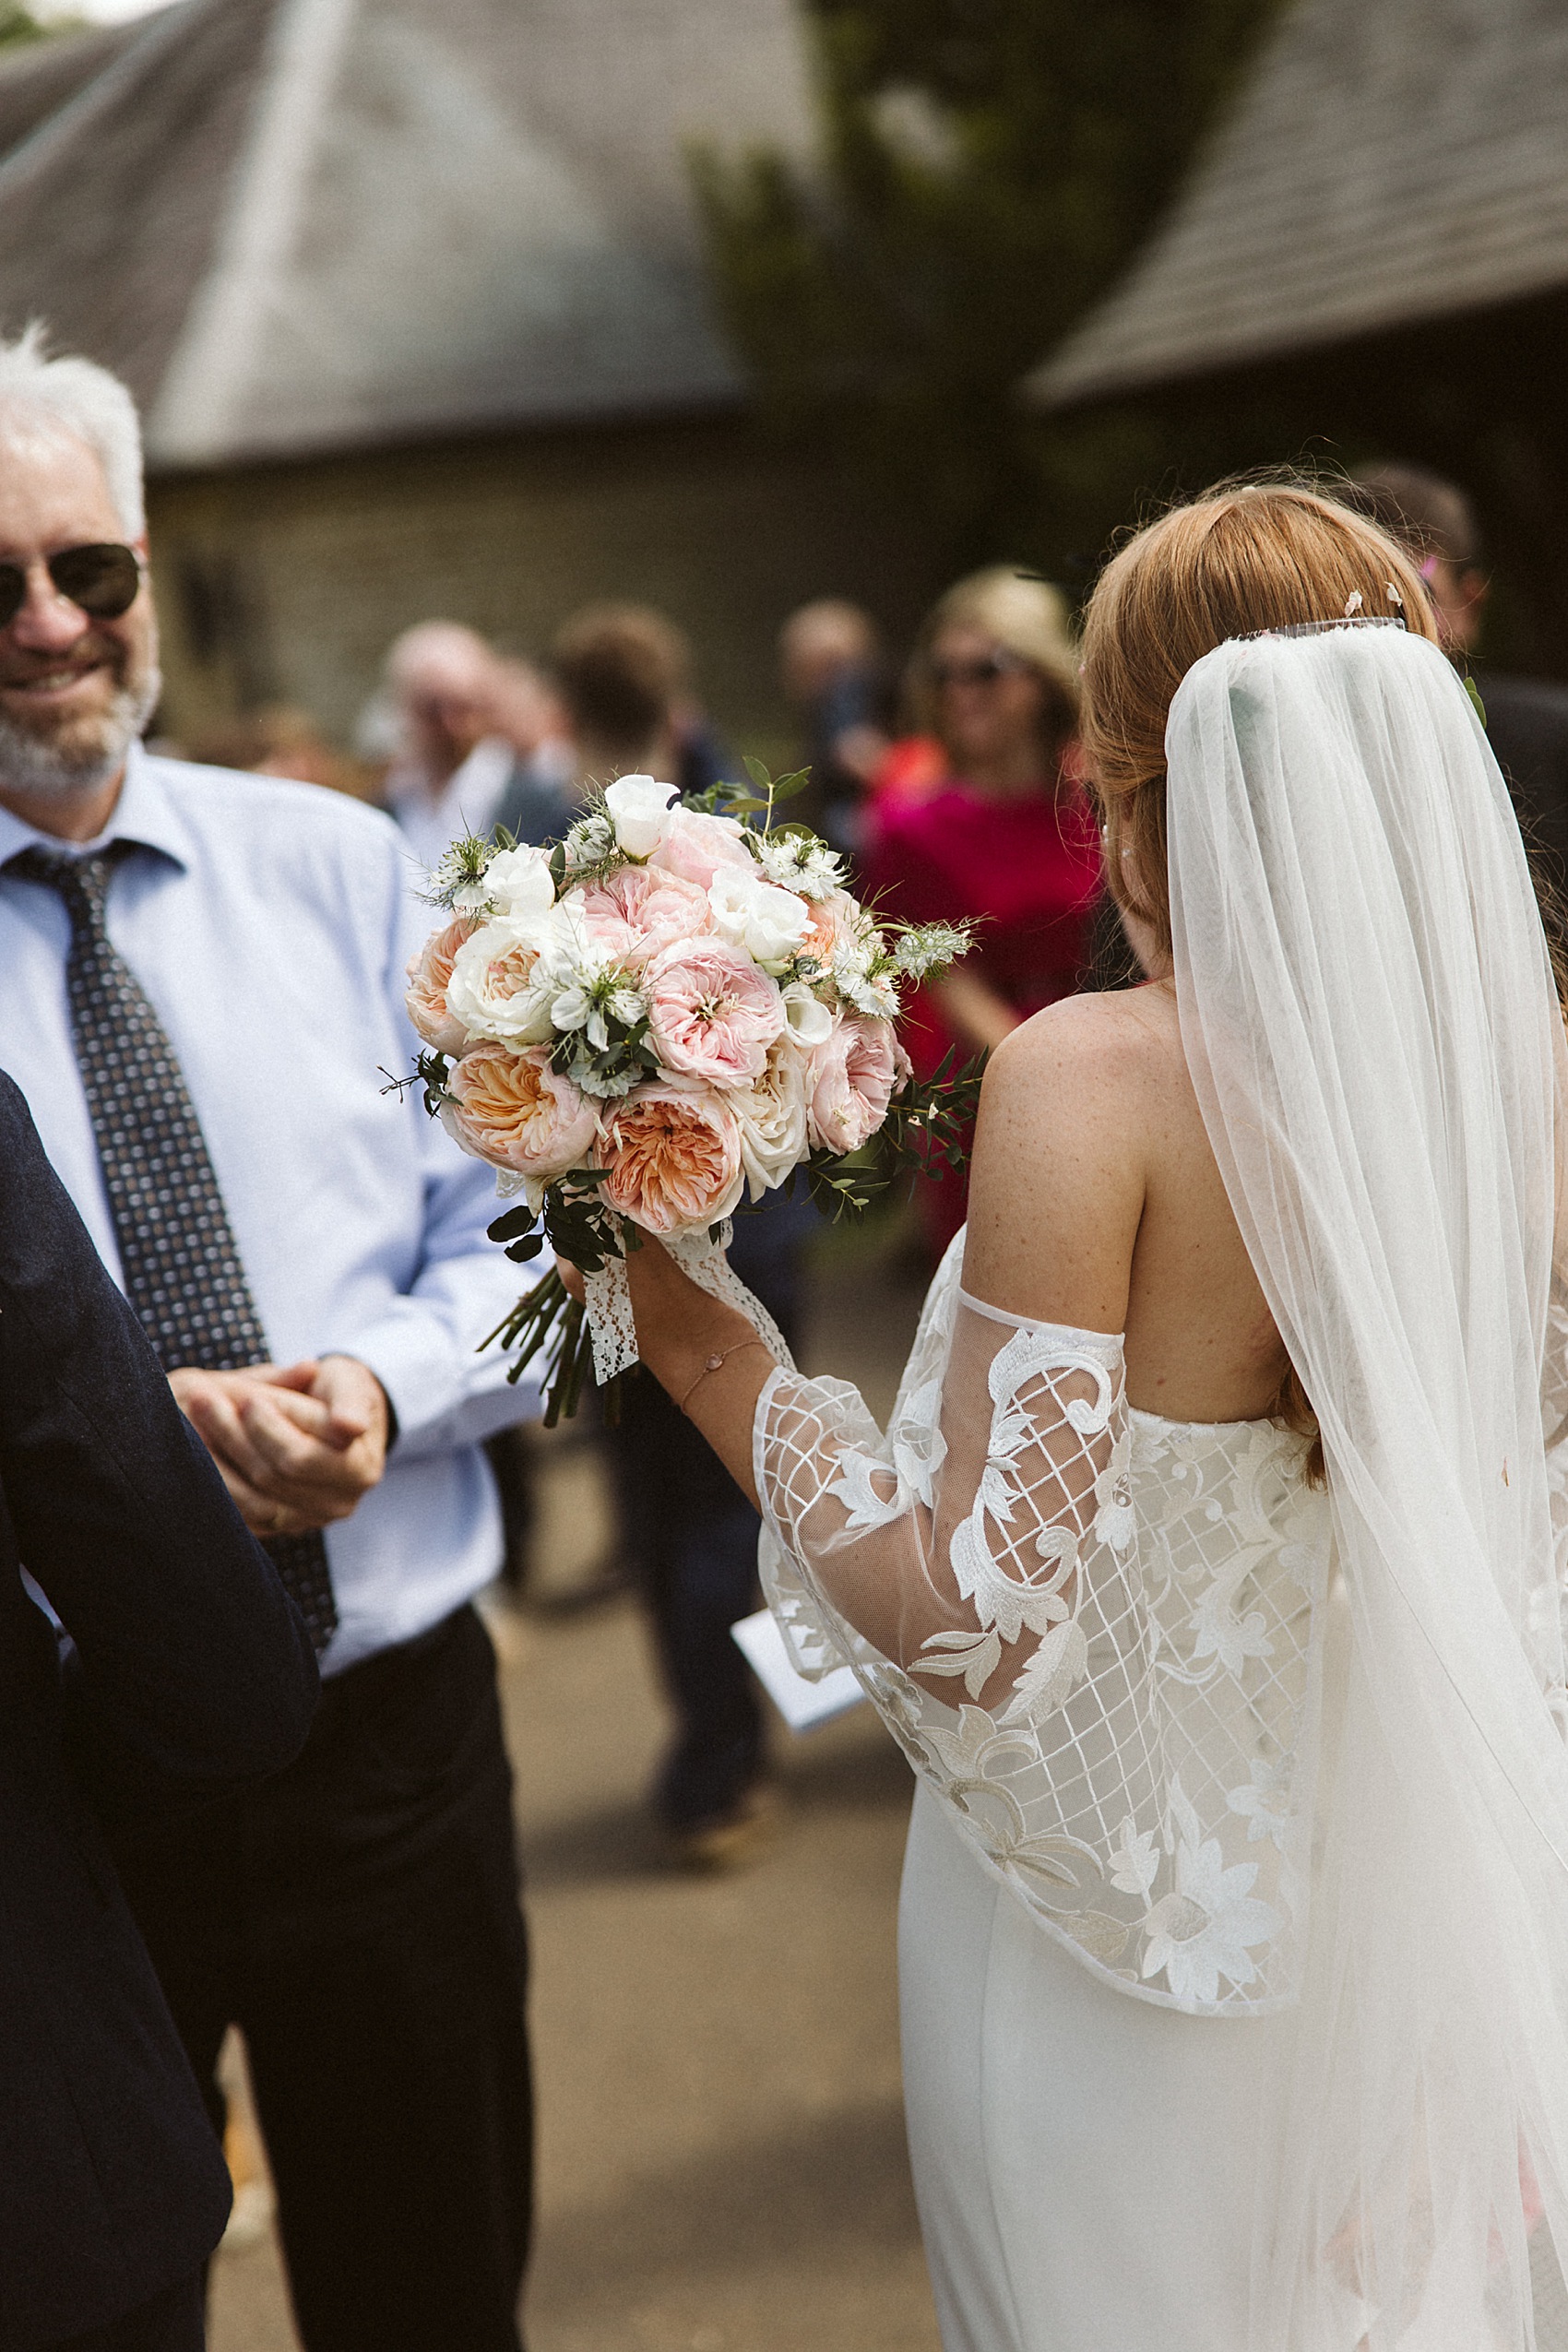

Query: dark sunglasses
<box><xmin>0</xmin><ymin>542</ymin><xmax>143</xmax><ymax>628</ymax></box>
<box><xmin>929</xmin><ymin>650</ymin><xmax>1029</xmax><ymax>691</ymax></box>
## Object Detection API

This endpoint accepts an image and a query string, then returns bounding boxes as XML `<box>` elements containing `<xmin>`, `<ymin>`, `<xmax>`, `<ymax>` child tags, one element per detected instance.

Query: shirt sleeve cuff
<box><xmin>320</xmin><ymin>1304</ymin><xmax>461</xmax><ymax>1457</ymax></box>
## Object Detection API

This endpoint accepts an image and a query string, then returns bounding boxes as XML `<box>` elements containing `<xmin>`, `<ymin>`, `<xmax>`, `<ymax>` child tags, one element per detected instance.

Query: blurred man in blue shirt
<box><xmin>0</xmin><ymin>328</ymin><xmax>538</xmax><ymax>2352</ymax></box>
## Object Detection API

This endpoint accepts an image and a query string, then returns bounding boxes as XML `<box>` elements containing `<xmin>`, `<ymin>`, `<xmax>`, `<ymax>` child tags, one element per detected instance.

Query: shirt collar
<box><xmin>0</xmin><ymin>741</ymin><xmax>192</xmax><ymax>873</ymax></box>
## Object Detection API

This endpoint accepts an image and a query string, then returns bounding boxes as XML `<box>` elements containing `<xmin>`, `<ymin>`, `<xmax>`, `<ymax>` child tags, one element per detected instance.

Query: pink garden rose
<box><xmin>576</xmin><ymin>866</ymin><xmax>712</xmax><ymax>968</ymax></box>
<box><xmin>599</xmin><ymin>1085</ymin><xmax>744</xmax><ymax>1233</ymax></box>
<box><xmin>644</xmin><ymin>937</ymin><xmax>785</xmax><ymax>1087</ymax></box>
<box><xmin>647</xmin><ymin>806</ymin><xmax>754</xmax><ymax>890</ymax></box>
<box><xmin>405</xmin><ymin>918</ymin><xmax>475</xmax><ymax>1056</ymax></box>
<box><xmin>443</xmin><ymin>1041</ymin><xmax>599</xmax><ymax>1181</ymax></box>
<box><xmin>805</xmin><ymin>1013</ymin><xmax>900</xmax><ymax>1154</ymax></box>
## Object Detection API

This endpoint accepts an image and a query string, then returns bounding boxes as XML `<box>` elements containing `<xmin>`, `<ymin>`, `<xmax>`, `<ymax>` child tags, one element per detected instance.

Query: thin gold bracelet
<box><xmin>678</xmin><ymin>1336</ymin><xmax>771</xmax><ymax>1414</ymax></box>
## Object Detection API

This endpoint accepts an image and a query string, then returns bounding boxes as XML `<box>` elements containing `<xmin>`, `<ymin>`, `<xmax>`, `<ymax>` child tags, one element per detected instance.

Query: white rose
<box><xmin>707</xmin><ymin>866</ymin><xmax>812</xmax><ymax>972</ymax></box>
<box><xmin>604</xmin><ymin>773</ymin><xmax>679</xmax><ymax>859</ymax></box>
<box><xmin>731</xmin><ymin>1037</ymin><xmax>809</xmax><ymax>1201</ymax></box>
<box><xmin>445</xmin><ymin>917</ymin><xmax>556</xmax><ymax>1044</ymax></box>
<box><xmin>483</xmin><ymin>844</ymin><xmax>556</xmax><ymax>924</ymax></box>
<box><xmin>781</xmin><ymin>980</ymin><xmax>835</xmax><ymax>1048</ymax></box>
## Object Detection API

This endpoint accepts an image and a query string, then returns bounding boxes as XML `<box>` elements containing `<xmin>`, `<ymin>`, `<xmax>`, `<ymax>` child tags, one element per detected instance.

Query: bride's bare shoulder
<box><xmin>985</xmin><ymin>985</ymin><xmax>1180</xmax><ymax>1117</ymax></box>
<box><xmin>965</xmin><ymin>991</ymin><xmax>1172</xmax><ymax>1326</ymax></box>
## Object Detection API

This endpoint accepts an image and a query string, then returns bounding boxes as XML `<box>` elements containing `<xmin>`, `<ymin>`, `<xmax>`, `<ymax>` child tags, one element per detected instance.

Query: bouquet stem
<box><xmin>481</xmin><ymin>1266</ymin><xmax>620</xmax><ymax>1427</ymax></box>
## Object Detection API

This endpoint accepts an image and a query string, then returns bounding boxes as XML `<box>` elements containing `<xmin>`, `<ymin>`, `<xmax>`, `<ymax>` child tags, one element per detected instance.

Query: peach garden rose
<box><xmin>404</xmin><ymin>917</ymin><xmax>475</xmax><ymax>1057</ymax></box>
<box><xmin>598</xmin><ymin>1085</ymin><xmax>744</xmax><ymax>1232</ymax></box>
<box><xmin>443</xmin><ymin>1041</ymin><xmax>600</xmax><ymax>1184</ymax></box>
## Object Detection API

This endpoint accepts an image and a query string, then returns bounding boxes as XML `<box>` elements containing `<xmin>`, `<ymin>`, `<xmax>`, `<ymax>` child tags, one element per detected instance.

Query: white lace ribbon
<box><xmin>582</xmin><ymin>1217</ymin><xmax>796</xmax><ymax>1385</ymax></box>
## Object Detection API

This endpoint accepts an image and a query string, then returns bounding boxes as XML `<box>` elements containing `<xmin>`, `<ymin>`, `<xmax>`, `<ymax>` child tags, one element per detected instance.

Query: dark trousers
<box><xmin>605</xmin><ymin>1189</ymin><xmax>814</xmax><ymax>1829</ymax></box>
<box><xmin>46</xmin><ymin>2276</ymin><xmax>204</xmax><ymax>2352</ymax></box>
<box><xmin>112</xmin><ymin>1607</ymin><xmax>531</xmax><ymax>2352</ymax></box>
<box><xmin>609</xmin><ymin>1374</ymin><xmax>768</xmax><ymax>1827</ymax></box>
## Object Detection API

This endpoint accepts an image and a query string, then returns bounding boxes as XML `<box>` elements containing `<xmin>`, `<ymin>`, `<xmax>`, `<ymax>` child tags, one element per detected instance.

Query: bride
<box><xmin>573</xmin><ymin>482</ymin><xmax>1568</xmax><ymax>2348</ymax></box>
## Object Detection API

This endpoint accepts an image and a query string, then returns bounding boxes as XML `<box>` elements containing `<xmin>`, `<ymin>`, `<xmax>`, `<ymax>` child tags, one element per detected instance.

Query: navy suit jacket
<box><xmin>0</xmin><ymin>1074</ymin><xmax>318</xmax><ymax>2350</ymax></box>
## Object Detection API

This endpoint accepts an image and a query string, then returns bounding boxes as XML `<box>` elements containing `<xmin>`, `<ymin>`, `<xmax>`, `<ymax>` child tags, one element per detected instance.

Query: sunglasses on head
<box><xmin>929</xmin><ymin>650</ymin><xmax>1028</xmax><ymax>691</ymax></box>
<box><xmin>0</xmin><ymin>542</ymin><xmax>143</xmax><ymax>629</ymax></box>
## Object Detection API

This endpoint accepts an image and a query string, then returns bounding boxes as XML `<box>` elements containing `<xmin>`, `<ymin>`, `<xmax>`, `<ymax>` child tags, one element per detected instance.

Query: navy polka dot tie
<box><xmin>7</xmin><ymin>842</ymin><xmax>337</xmax><ymax>1652</ymax></box>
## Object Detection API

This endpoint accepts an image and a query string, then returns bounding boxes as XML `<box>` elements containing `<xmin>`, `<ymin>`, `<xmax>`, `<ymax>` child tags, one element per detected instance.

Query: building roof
<box><xmin>1030</xmin><ymin>0</ymin><xmax>1568</xmax><ymax>408</ymax></box>
<box><xmin>0</xmin><ymin>0</ymin><xmax>814</xmax><ymax>467</ymax></box>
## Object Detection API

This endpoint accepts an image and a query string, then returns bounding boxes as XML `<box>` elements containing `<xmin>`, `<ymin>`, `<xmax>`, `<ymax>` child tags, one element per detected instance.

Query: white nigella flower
<box><xmin>892</xmin><ymin>921</ymin><xmax>969</xmax><ymax>978</ymax></box>
<box><xmin>429</xmin><ymin>832</ymin><xmax>500</xmax><ymax>914</ymax></box>
<box><xmin>607</xmin><ymin>985</ymin><xmax>646</xmax><ymax>1027</ymax></box>
<box><xmin>549</xmin><ymin>985</ymin><xmax>593</xmax><ymax>1035</ymax></box>
<box><xmin>564</xmin><ymin>811</ymin><xmax>615</xmax><ymax>868</ymax></box>
<box><xmin>832</xmin><ymin>940</ymin><xmax>898</xmax><ymax>1018</ymax></box>
<box><xmin>754</xmin><ymin>833</ymin><xmax>846</xmax><ymax>900</ymax></box>
<box><xmin>603</xmin><ymin>772</ymin><xmax>678</xmax><ymax>858</ymax></box>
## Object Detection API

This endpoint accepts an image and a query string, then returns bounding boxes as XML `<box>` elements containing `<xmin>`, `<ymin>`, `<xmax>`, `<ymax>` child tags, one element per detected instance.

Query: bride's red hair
<box><xmin>1080</xmin><ymin>481</ymin><xmax>1437</xmax><ymax>956</ymax></box>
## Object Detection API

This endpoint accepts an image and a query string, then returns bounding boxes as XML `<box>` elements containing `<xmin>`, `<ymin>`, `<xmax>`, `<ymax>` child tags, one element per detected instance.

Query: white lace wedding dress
<box><xmin>754</xmin><ymin>1232</ymin><xmax>1336</xmax><ymax>2351</ymax></box>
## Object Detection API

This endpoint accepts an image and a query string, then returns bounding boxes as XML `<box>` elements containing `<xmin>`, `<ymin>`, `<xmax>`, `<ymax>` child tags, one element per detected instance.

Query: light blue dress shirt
<box><xmin>0</xmin><ymin>746</ymin><xmax>540</xmax><ymax>1675</ymax></box>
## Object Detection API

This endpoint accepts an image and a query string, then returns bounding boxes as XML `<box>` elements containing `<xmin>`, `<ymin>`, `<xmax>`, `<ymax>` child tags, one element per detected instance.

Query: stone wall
<box><xmin>146</xmin><ymin>412</ymin><xmax>935</xmax><ymax>765</ymax></box>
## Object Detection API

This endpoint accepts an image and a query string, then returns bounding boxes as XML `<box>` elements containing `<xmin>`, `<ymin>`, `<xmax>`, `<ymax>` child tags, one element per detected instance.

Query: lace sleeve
<box><xmin>753</xmin><ymin>1244</ymin><xmax>1331</xmax><ymax>2014</ymax></box>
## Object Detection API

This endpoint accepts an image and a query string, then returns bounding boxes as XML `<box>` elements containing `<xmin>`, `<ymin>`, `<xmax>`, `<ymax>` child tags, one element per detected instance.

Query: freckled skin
<box><xmin>964</xmin><ymin>973</ymin><xmax>1292</xmax><ymax>1423</ymax></box>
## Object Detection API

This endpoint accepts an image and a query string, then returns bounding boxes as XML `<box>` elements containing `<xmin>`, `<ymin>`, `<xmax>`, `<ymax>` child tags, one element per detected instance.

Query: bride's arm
<box><xmin>605</xmin><ymin>995</ymin><xmax>1147</xmax><ymax>1503</ymax></box>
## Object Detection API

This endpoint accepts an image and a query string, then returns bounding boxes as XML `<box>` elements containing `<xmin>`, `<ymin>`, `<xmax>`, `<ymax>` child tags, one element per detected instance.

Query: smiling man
<box><xmin>0</xmin><ymin>329</ymin><xmax>540</xmax><ymax>2352</ymax></box>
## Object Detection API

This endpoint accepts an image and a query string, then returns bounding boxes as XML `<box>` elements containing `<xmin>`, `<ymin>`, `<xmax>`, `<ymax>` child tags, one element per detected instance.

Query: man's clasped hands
<box><xmin>170</xmin><ymin>1358</ymin><xmax>390</xmax><ymax>1538</ymax></box>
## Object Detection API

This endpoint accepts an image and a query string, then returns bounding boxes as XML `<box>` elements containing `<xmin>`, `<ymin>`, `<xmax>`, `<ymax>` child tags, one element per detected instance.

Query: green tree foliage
<box><xmin>0</xmin><ymin>2</ymin><xmax>52</xmax><ymax>48</ymax></box>
<box><xmin>693</xmin><ymin>0</ymin><xmax>1283</xmax><ymax>575</ymax></box>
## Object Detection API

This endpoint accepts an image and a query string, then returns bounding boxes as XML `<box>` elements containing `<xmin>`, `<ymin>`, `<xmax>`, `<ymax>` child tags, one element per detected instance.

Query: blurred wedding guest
<box><xmin>0</xmin><ymin>1079</ymin><xmax>316</xmax><ymax>2352</ymax></box>
<box><xmin>0</xmin><ymin>329</ymin><xmax>538</xmax><ymax>2352</ymax></box>
<box><xmin>379</xmin><ymin>620</ymin><xmax>569</xmax><ymax>866</ymax></box>
<box><xmin>549</xmin><ymin>598</ymin><xmax>808</xmax><ymax>1860</ymax></box>
<box><xmin>864</xmin><ymin>568</ymin><xmax>1101</xmax><ymax>1256</ymax></box>
<box><xmin>1352</xmin><ymin>463</ymin><xmax>1568</xmax><ymax>922</ymax></box>
<box><xmin>778</xmin><ymin>598</ymin><xmax>890</xmax><ymax>855</ymax></box>
<box><xmin>546</xmin><ymin>600</ymin><xmax>735</xmax><ymax>802</ymax></box>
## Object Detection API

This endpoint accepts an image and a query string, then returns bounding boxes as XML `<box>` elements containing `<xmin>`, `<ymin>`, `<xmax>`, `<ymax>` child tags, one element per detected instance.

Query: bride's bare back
<box><xmin>963</xmin><ymin>976</ymin><xmax>1291</xmax><ymax>1421</ymax></box>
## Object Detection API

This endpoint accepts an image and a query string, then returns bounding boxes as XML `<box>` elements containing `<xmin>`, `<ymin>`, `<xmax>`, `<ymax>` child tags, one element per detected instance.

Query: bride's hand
<box><xmin>552</xmin><ymin>1239</ymin><xmax>677</xmax><ymax>1306</ymax></box>
<box><xmin>554</xmin><ymin>1237</ymin><xmax>770</xmax><ymax>1503</ymax></box>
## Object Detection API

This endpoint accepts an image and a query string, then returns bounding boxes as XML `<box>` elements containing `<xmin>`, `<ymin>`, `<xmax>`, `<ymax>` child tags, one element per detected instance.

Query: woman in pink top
<box><xmin>866</xmin><ymin>567</ymin><xmax>1103</xmax><ymax>1253</ymax></box>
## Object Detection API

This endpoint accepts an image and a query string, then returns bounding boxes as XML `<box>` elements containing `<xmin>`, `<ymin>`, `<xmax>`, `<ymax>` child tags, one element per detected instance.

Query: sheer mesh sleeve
<box><xmin>754</xmin><ymin>1238</ymin><xmax>1333</xmax><ymax>2013</ymax></box>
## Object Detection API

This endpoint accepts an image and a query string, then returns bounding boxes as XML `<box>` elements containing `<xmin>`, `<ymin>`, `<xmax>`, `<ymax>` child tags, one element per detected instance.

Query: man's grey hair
<box><xmin>0</xmin><ymin>324</ymin><xmax>145</xmax><ymax>539</ymax></box>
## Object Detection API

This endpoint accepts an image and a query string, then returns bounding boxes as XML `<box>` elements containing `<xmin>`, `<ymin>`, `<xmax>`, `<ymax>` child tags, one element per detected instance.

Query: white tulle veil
<box><xmin>1165</xmin><ymin>619</ymin><xmax>1568</xmax><ymax>2350</ymax></box>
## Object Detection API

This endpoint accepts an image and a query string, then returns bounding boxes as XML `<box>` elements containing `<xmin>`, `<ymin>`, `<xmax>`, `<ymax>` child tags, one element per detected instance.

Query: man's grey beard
<box><xmin>0</xmin><ymin>668</ymin><xmax>161</xmax><ymax>802</ymax></box>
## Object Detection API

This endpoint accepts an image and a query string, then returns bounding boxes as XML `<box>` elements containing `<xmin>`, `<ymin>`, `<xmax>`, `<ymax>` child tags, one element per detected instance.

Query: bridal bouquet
<box><xmin>402</xmin><ymin>765</ymin><xmax>979</xmax><ymax>1420</ymax></box>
